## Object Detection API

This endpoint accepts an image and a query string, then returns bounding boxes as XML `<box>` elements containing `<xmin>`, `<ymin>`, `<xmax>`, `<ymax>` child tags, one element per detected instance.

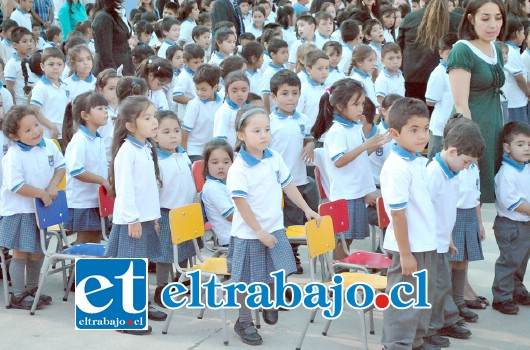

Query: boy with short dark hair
<box><xmin>192</xmin><ymin>25</ymin><xmax>212</xmax><ymax>60</ymax></box>
<box><xmin>242</xmin><ymin>41</ymin><xmax>264</xmax><ymax>94</ymax></box>
<box><xmin>238</xmin><ymin>0</ymin><xmax>252</xmax><ymax>29</ymax></box>
<box><xmin>323</xmin><ymin>41</ymin><xmax>345</xmax><ymax>86</ymax></box>
<box><xmin>158</xmin><ymin>17</ymin><xmax>181</xmax><ymax>59</ymax></box>
<box><xmin>10</xmin><ymin>0</ymin><xmax>33</xmax><ymax>31</ymax></box>
<box><xmin>31</xmin><ymin>20</ymin><xmax>45</xmax><ymax>50</ymax></box>
<box><xmin>380</xmin><ymin>97</ymin><xmax>437</xmax><ymax>350</ymax></box>
<box><xmin>261</xmin><ymin>38</ymin><xmax>289</xmax><ymax>113</ymax></box>
<box><xmin>314</xmin><ymin>11</ymin><xmax>334</xmax><ymax>49</ymax></box>
<box><xmin>43</xmin><ymin>25</ymin><xmax>62</xmax><ymax>49</ymax></box>
<box><xmin>288</xmin><ymin>14</ymin><xmax>316</xmax><ymax>69</ymax></box>
<box><xmin>134</xmin><ymin>20</ymin><xmax>154</xmax><ymax>46</ymax></box>
<box><xmin>197</xmin><ymin>12</ymin><xmax>212</xmax><ymax>28</ymax></box>
<box><xmin>297</xmin><ymin>49</ymin><xmax>329</xmax><ymax>129</ymax></box>
<box><xmin>375</xmin><ymin>42</ymin><xmax>405</xmax><ymax>105</ymax></box>
<box><xmin>182</xmin><ymin>64</ymin><xmax>223</xmax><ymax>162</ymax></box>
<box><xmin>163</xmin><ymin>1</ymin><xmax>179</xmax><ymax>18</ymax></box>
<box><xmin>0</xmin><ymin>19</ymin><xmax>19</xmax><ymax>62</ymax></box>
<box><xmin>172</xmin><ymin>44</ymin><xmax>206</xmax><ymax>116</ymax></box>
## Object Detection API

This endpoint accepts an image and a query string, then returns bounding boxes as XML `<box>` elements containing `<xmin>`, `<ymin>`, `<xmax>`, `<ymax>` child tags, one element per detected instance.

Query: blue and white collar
<box><xmin>263</xmin><ymin>50</ymin><xmax>271</xmax><ymax>58</ymax></box>
<box><xmin>3</xmin><ymin>38</ymin><xmax>12</xmax><ymax>46</ymax></box>
<box><xmin>46</xmin><ymin>41</ymin><xmax>56</xmax><ymax>47</ymax></box>
<box><xmin>173</xmin><ymin>68</ymin><xmax>181</xmax><ymax>76</ymax></box>
<box><xmin>502</xmin><ymin>154</ymin><xmax>527</xmax><ymax>172</ymax></box>
<box><xmin>307</xmin><ymin>77</ymin><xmax>324</xmax><ymax>87</ymax></box>
<box><xmin>156</xmin><ymin>146</ymin><xmax>186</xmax><ymax>159</ymax></box>
<box><xmin>343</xmin><ymin>43</ymin><xmax>353</xmax><ymax>51</ymax></box>
<box><xmin>163</xmin><ymin>39</ymin><xmax>176</xmax><ymax>46</ymax></box>
<box><xmin>239</xmin><ymin>145</ymin><xmax>273</xmax><ymax>167</ymax></box>
<box><xmin>300</xmin><ymin>34</ymin><xmax>316</xmax><ymax>43</ymax></box>
<box><xmin>183</xmin><ymin>65</ymin><xmax>195</xmax><ymax>76</ymax></box>
<box><xmin>246</xmin><ymin>67</ymin><xmax>258</xmax><ymax>76</ymax></box>
<box><xmin>353</xmin><ymin>67</ymin><xmax>370</xmax><ymax>79</ymax></box>
<box><xmin>383</xmin><ymin>68</ymin><xmax>402</xmax><ymax>78</ymax></box>
<box><xmin>439</xmin><ymin>59</ymin><xmax>447</xmax><ymax>68</ymax></box>
<box><xmin>273</xmin><ymin>108</ymin><xmax>301</xmax><ymax>119</ymax></box>
<box><xmin>328</xmin><ymin>66</ymin><xmax>340</xmax><ymax>73</ymax></box>
<box><xmin>301</xmin><ymin>67</ymin><xmax>309</xmax><ymax>78</ymax></box>
<box><xmin>214</xmin><ymin>51</ymin><xmax>225</xmax><ymax>60</ymax></box>
<box><xmin>200</xmin><ymin>92</ymin><xmax>222</xmax><ymax>103</ymax></box>
<box><xmin>333</xmin><ymin>114</ymin><xmax>357</xmax><ymax>128</ymax></box>
<box><xmin>225</xmin><ymin>97</ymin><xmax>242</xmax><ymax>110</ymax></box>
<box><xmin>316</xmin><ymin>31</ymin><xmax>330</xmax><ymax>40</ymax></box>
<box><xmin>505</xmin><ymin>41</ymin><xmax>519</xmax><ymax>50</ymax></box>
<box><xmin>16</xmin><ymin>138</ymin><xmax>46</xmax><ymax>151</ymax></box>
<box><xmin>186</xmin><ymin>18</ymin><xmax>194</xmax><ymax>22</ymax></box>
<box><xmin>369</xmin><ymin>41</ymin><xmax>382</xmax><ymax>51</ymax></box>
<box><xmin>268</xmin><ymin>62</ymin><xmax>285</xmax><ymax>70</ymax></box>
<box><xmin>11</xmin><ymin>53</ymin><xmax>28</xmax><ymax>61</ymax></box>
<box><xmin>380</xmin><ymin>119</ymin><xmax>388</xmax><ymax>130</ymax></box>
<box><xmin>15</xmin><ymin>7</ymin><xmax>29</xmax><ymax>14</ymax></box>
<box><xmin>79</xmin><ymin>125</ymin><xmax>101</xmax><ymax>140</ymax></box>
<box><xmin>392</xmin><ymin>143</ymin><xmax>422</xmax><ymax>160</ymax></box>
<box><xmin>41</xmin><ymin>76</ymin><xmax>65</xmax><ymax>86</ymax></box>
<box><xmin>365</xmin><ymin>123</ymin><xmax>378</xmax><ymax>139</ymax></box>
<box><xmin>206</xmin><ymin>174</ymin><xmax>226</xmax><ymax>184</ymax></box>
<box><xmin>435</xmin><ymin>152</ymin><xmax>459</xmax><ymax>179</ymax></box>
<box><xmin>71</xmin><ymin>73</ymin><xmax>95</xmax><ymax>82</ymax></box>
<box><xmin>126</xmin><ymin>134</ymin><xmax>149</xmax><ymax>148</ymax></box>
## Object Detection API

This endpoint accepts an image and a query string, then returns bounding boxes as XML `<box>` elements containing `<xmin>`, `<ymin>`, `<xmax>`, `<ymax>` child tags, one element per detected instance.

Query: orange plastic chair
<box><xmin>98</xmin><ymin>186</ymin><xmax>114</xmax><ymax>242</ymax></box>
<box><xmin>52</xmin><ymin>139</ymin><xmax>66</xmax><ymax>191</ymax></box>
<box><xmin>191</xmin><ymin>159</ymin><xmax>206</xmax><ymax>193</ymax></box>
<box><xmin>375</xmin><ymin>197</ymin><xmax>390</xmax><ymax>253</ymax></box>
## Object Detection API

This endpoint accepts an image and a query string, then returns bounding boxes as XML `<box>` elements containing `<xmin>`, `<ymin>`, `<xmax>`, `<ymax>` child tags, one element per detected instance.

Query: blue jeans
<box><xmin>507</xmin><ymin>105</ymin><xmax>529</xmax><ymax>124</ymax></box>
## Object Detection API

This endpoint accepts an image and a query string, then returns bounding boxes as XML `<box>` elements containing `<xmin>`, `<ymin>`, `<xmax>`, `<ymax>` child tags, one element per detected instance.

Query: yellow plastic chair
<box><xmin>295</xmin><ymin>216</ymin><xmax>387</xmax><ymax>350</ymax></box>
<box><xmin>162</xmin><ymin>203</ymin><xmax>230</xmax><ymax>345</ymax></box>
<box><xmin>51</xmin><ymin>139</ymin><xmax>66</xmax><ymax>191</ymax></box>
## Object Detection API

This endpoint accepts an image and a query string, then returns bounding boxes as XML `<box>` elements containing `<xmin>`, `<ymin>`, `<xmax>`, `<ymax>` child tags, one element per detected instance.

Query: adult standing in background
<box><xmin>58</xmin><ymin>0</ymin><xmax>89</xmax><ymax>41</ymax></box>
<box><xmin>210</xmin><ymin>0</ymin><xmax>245</xmax><ymax>38</ymax></box>
<box><xmin>32</xmin><ymin>0</ymin><xmax>55</xmax><ymax>29</ymax></box>
<box><xmin>397</xmin><ymin>0</ymin><xmax>461</xmax><ymax>100</ymax></box>
<box><xmin>448</xmin><ymin>0</ymin><xmax>506</xmax><ymax>203</ymax></box>
<box><xmin>92</xmin><ymin>0</ymin><xmax>135</xmax><ymax>75</ymax></box>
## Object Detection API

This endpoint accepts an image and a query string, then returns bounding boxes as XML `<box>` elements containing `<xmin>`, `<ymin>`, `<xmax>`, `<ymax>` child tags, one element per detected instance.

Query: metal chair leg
<box><xmin>219</xmin><ymin>287</ymin><xmax>229</xmax><ymax>345</ymax></box>
<box><xmin>30</xmin><ymin>258</ymin><xmax>53</xmax><ymax>315</ymax></box>
<box><xmin>162</xmin><ymin>309</ymin><xmax>174</xmax><ymax>334</ymax></box>
<box><xmin>295</xmin><ymin>309</ymin><xmax>318</xmax><ymax>350</ymax></box>
<box><xmin>0</xmin><ymin>253</ymin><xmax>9</xmax><ymax>308</ymax></box>
<box><xmin>254</xmin><ymin>308</ymin><xmax>261</xmax><ymax>329</ymax></box>
<box><xmin>369</xmin><ymin>309</ymin><xmax>375</xmax><ymax>334</ymax></box>
<box><xmin>322</xmin><ymin>319</ymin><xmax>332</xmax><ymax>336</ymax></box>
<box><xmin>197</xmin><ymin>288</ymin><xmax>207</xmax><ymax>319</ymax></box>
<box><xmin>63</xmin><ymin>268</ymin><xmax>75</xmax><ymax>302</ymax></box>
<box><xmin>370</xmin><ymin>225</ymin><xmax>376</xmax><ymax>252</ymax></box>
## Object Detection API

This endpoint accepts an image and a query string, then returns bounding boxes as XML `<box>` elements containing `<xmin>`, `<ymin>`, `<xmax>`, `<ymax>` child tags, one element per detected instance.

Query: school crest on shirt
<box><xmin>2</xmin><ymin>144</ymin><xmax>7</xmax><ymax>155</ymax></box>
<box><xmin>299</xmin><ymin>124</ymin><xmax>305</xmax><ymax>135</ymax></box>
<box><xmin>65</xmin><ymin>89</ymin><xmax>70</xmax><ymax>98</ymax></box>
<box><xmin>376</xmin><ymin>148</ymin><xmax>383</xmax><ymax>156</ymax></box>
<box><xmin>276</xmin><ymin>170</ymin><xmax>281</xmax><ymax>184</ymax></box>
<box><xmin>48</xmin><ymin>155</ymin><xmax>54</xmax><ymax>166</ymax></box>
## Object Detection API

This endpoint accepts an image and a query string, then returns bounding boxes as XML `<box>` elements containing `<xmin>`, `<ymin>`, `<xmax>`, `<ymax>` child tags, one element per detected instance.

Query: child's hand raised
<box><xmin>128</xmin><ymin>222</ymin><xmax>142</xmax><ymax>239</ymax></box>
<box><xmin>256</xmin><ymin>229</ymin><xmax>278</xmax><ymax>248</ymax></box>
<box><xmin>400</xmin><ymin>253</ymin><xmax>417</xmax><ymax>276</ymax></box>
<box><xmin>364</xmin><ymin>132</ymin><xmax>391</xmax><ymax>152</ymax></box>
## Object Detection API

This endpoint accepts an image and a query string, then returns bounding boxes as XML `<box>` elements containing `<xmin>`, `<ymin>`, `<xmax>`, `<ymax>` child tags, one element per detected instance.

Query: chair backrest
<box><xmin>169</xmin><ymin>203</ymin><xmax>205</xmax><ymax>244</ymax></box>
<box><xmin>376</xmin><ymin>197</ymin><xmax>390</xmax><ymax>229</ymax></box>
<box><xmin>313</xmin><ymin>148</ymin><xmax>330</xmax><ymax>198</ymax></box>
<box><xmin>305</xmin><ymin>216</ymin><xmax>335</xmax><ymax>259</ymax></box>
<box><xmin>34</xmin><ymin>190</ymin><xmax>69</xmax><ymax>230</ymax></box>
<box><xmin>51</xmin><ymin>139</ymin><xmax>66</xmax><ymax>191</ymax></box>
<box><xmin>192</xmin><ymin>160</ymin><xmax>206</xmax><ymax>193</ymax></box>
<box><xmin>314</xmin><ymin>166</ymin><xmax>327</xmax><ymax>200</ymax></box>
<box><xmin>98</xmin><ymin>186</ymin><xmax>114</xmax><ymax>218</ymax></box>
<box><xmin>318</xmin><ymin>199</ymin><xmax>350</xmax><ymax>235</ymax></box>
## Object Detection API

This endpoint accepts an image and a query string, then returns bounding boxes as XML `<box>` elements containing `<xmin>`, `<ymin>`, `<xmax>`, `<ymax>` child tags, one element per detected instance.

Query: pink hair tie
<box><xmin>325</xmin><ymin>87</ymin><xmax>332</xmax><ymax>94</ymax></box>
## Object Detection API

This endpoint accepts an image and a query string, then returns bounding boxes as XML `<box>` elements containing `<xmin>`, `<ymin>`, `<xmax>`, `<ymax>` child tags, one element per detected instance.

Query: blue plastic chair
<box><xmin>30</xmin><ymin>191</ymin><xmax>108</xmax><ymax>315</ymax></box>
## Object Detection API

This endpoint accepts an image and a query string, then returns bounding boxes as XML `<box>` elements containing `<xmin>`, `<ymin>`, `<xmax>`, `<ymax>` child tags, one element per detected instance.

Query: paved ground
<box><xmin>0</xmin><ymin>203</ymin><xmax>529</xmax><ymax>350</ymax></box>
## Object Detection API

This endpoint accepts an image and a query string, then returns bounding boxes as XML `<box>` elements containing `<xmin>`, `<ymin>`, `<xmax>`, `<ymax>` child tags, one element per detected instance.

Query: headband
<box><xmin>237</xmin><ymin>108</ymin><xmax>268</xmax><ymax>129</ymax></box>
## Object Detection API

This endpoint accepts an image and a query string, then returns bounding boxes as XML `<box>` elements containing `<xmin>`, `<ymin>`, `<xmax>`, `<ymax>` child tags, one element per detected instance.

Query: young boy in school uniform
<box><xmin>288</xmin><ymin>14</ymin><xmax>316</xmax><ymax>70</ymax></box>
<box><xmin>261</xmin><ymin>38</ymin><xmax>289</xmax><ymax>113</ymax></box>
<box><xmin>9</xmin><ymin>0</ymin><xmax>33</xmax><ymax>31</ymax></box>
<box><xmin>323</xmin><ymin>41</ymin><xmax>346</xmax><ymax>87</ymax></box>
<box><xmin>297</xmin><ymin>49</ymin><xmax>329</xmax><ymax>131</ymax></box>
<box><xmin>158</xmin><ymin>17</ymin><xmax>181</xmax><ymax>59</ymax></box>
<box><xmin>43</xmin><ymin>26</ymin><xmax>62</xmax><ymax>49</ymax></box>
<box><xmin>338</xmin><ymin>19</ymin><xmax>363</xmax><ymax>75</ymax></box>
<box><xmin>269</xmin><ymin>69</ymin><xmax>318</xmax><ymax>273</ymax></box>
<box><xmin>314</xmin><ymin>11</ymin><xmax>334</xmax><ymax>49</ymax></box>
<box><xmin>380</xmin><ymin>98</ymin><xmax>437</xmax><ymax>350</ymax></box>
<box><xmin>172</xmin><ymin>44</ymin><xmax>205</xmax><ymax>118</ymax></box>
<box><xmin>0</xmin><ymin>20</ymin><xmax>19</xmax><ymax>63</ymax></box>
<box><xmin>375</xmin><ymin>43</ymin><xmax>405</xmax><ymax>106</ymax></box>
<box><xmin>192</xmin><ymin>25</ymin><xmax>212</xmax><ymax>61</ymax></box>
<box><xmin>424</xmin><ymin>118</ymin><xmax>484</xmax><ymax>348</ymax></box>
<box><xmin>181</xmin><ymin>64</ymin><xmax>223</xmax><ymax>162</ymax></box>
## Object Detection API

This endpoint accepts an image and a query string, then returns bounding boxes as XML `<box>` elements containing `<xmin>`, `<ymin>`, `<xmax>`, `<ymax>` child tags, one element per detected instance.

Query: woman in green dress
<box><xmin>448</xmin><ymin>0</ymin><xmax>506</xmax><ymax>203</ymax></box>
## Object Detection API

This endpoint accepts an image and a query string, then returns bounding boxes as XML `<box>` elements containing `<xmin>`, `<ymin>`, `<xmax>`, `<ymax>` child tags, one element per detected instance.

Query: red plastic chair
<box><xmin>192</xmin><ymin>160</ymin><xmax>206</xmax><ymax>193</ymax></box>
<box><xmin>98</xmin><ymin>185</ymin><xmax>114</xmax><ymax>242</ymax></box>
<box><xmin>375</xmin><ymin>196</ymin><xmax>390</xmax><ymax>253</ymax></box>
<box><xmin>314</xmin><ymin>166</ymin><xmax>327</xmax><ymax>200</ymax></box>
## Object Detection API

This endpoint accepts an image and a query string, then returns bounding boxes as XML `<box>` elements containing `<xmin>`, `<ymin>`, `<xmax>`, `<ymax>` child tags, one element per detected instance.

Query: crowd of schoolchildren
<box><xmin>0</xmin><ymin>0</ymin><xmax>529</xmax><ymax>348</ymax></box>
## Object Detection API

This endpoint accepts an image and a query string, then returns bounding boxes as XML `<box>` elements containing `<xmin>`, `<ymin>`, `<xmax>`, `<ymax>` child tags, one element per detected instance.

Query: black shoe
<box><xmin>234</xmin><ymin>318</ymin><xmax>263</xmax><ymax>346</ymax></box>
<box><xmin>148</xmin><ymin>303</ymin><xmax>167</xmax><ymax>321</ymax></box>
<box><xmin>438</xmin><ymin>324</ymin><xmax>471</xmax><ymax>339</ymax></box>
<box><xmin>514</xmin><ymin>291</ymin><xmax>530</xmax><ymax>305</ymax></box>
<box><xmin>294</xmin><ymin>264</ymin><xmax>303</xmax><ymax>274</ymax></box>
<box><xmin>27</xmin><ymin>287</ymin><xmax>52</xmax><ymax>305</ymax></box>
<box><xmin>10</xmin><ymin>292</ymin><xmax>44</xmax><ymax>310</ymax></box>
<box><xmin>148</xmin><ymin>261</ymin><xmax>156</xmax><ymax>273</ymax></box>
<box><xmin>424</xmin><ymin>334</ymin><xmax>450</xmax><ymax>348</ymax></box>
<box><xmin>262</xmin><ymin>308</ymin><xmax>278</xmax><ymax>325</ymax></box>
<box><xmin>118</xmin><ymin>326</ymin><xmax>152</xmax><ymax>336</ymax></box>
<box><xmin>492</xmin><ymin>300</ymin><xmax>519</xmax><ymax>315</ymax></box>
<box><xmin>154</xmin><ymin>285</ymin><xmax>166</xmax><ymax>308</ymax></box>
<box><xmin>458</xmin><ymin>306</ymin><xmax>478</xmax><ymax>322</ymax></box>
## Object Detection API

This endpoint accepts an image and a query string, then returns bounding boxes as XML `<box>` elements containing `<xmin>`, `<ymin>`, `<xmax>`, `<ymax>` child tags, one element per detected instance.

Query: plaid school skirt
<box><xmin>227</xmin><ymin>229</ymin><xmax>296</xmax><ymax>284</ymax></box>
<box><xmin>105</xmin><ymin>221</ymin><xmax>161</xmax><ymax>260</ymax></box>
<box><xmin>0</xmin><ymin>214</ymin><xmax>41</xmax><ymax>253</ymax></box>
<box><xmin>151</xmin><ymin>209</ymin><xmax>203</xmax><ymax>264</ymax></box>
<box><xmin>343</xmin><ymin>198</ymin><xmax>370</xmax><ymax>240</ymax></box>
<box><xmin>449</xmin><ymin>208</ymin><xmax>484</xmax><ymax>262</ymax></box>
<box><xmin>64</xmin><ymin>208</ymin><xmax>102</xmax><ymax>232</ymax></box>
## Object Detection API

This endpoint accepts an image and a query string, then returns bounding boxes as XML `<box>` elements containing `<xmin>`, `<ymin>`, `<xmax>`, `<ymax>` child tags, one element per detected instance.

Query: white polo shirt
<box><xmin>36</xmin><ymin>37</ymin><xmax>46</xmax><ymax>51</ymax></box>
<box><xmin>380</xmin><ymin>144</ymin><xmax>438</xmax><ymax>253</ymax></box>
<box><xmin>375</xmin><ymin>68</ymin><xmax>405</xmax><ymax>99</ymax></box>
<box><xmin>65</xmin><ymin>125</ymin><xmax>108</xmax><ymax>208</ymax></box>
<box><xmin>383</xmin><ymin>28</ymin><xmax>394</xmax><ymax>43</ymax></box>
<box><xmin>201</xmin><ymin>176</ymin><xmax>234</xmax><ymax>246</ymax></box>
<box><xmin>315</xmin><ymin>31</ymin><xmax>331</xmax><ymax>49</ymax></box>
<box><xmin>350</xmin><ymin>68</ymin><xmax>379</xmax><ymax>107</ymax></box>
<box><xmin>297</xmin><ymin>68</ymin><xmax>310</xmax><ymax>85</ymax></box>
<box><xmin>495</xmin><ymin>154</ymin><xmax>530</xmax><ymax>222</ymax></box>
<box><xmin>282</xmin><ymin>26</ymin><xmax>297</xmax><ymax>47</ymax></box>
<box><xmin>456</xmin><ymin>162</ymin><xmax>480</xmax><ymax>209</ymax></box>
<box><xmin>0</xmin><ymin>134</ymin><xmax>11</xmax><ymax>190</ymax></box>
<box><xmin>209</xmin><ymin>51</ymin><xmax>227</xmax><ymax>67</ymax></box>
<box><xmin>0</xmin><ymin>39</ymin><xmax>16</xmax><ymax>63</ymax></box>
<box><xmin>148</xmin><ymin>89</ymin><xmax>169</xmax><ymax>110</ymax></box>
<box><xmin>1</xmin><ymin>84</ymin><xmax>15</xmax><ymax>113</ymax></box>
<box><xmin>98</xmin><ymin>105</ymin><xmax>116</xmax><ymax>164</ymax></box>
<box><xmin>112</xmin><ymin>135</ymin><xmax>161</xmax><ymax>224</ymax></box>
<box><xmin>246</xmin><ymin>68</ymin><xmax>262</xmax><ymax>95</ymax></box>
<box><xmin>158</xmin><ymin>40</ymin><xmax>177</xmax><ymax>59</ymax></box>
<box><xmin>366</xmin><ymin>123</ymin><xmax>392</xmax><ymax>186</ymax></box>
<box><xmin>426</xmin><ymin>153</ymin><xmax>459</xmax><ymax>253</ymax></box>
<box><xmin>522</xmin><ymin>48</ymin><xmax>530</xmax><ymax>81</ymax></box>
<box><xmin>31</xmin><ymin>76</ymin><xmax>70</xmax><ymax>139</ymax></box>
<box><xmin>297</xmin><ymin>78</ymin><xmax>327</xmax><ymax>129</ymax></box>
<box><xmin>10</xmin><ymin>8</ymin><xmax>32</xmax><ymax>31</ymax></box>
<box><xmin>172</xmin><ymin>65</ymin><xmax>196</xmax><ymax>117</ymax></box>
<box><xmin>0</xmin><ymin>138</ymin><xmax>65</xmax><ymax>216</ymax></box>
<box><xmin>213</xmin><ymin>97</ymin><xmax>244</xmax><ymax>148</ymax></box>
<box><xmin>166</xmin><ymin>68</ymin><xmax>181</xmax><ymax>115</ymax></box>
<box><xmin>269</xmin><ymin>109</ymin><xmax>311</xmax><ymax>186</ymax></box>
<box><xmin>325</xmin><ymin>116</ymin><xmax>376</xmax><ymax>200</ymax></box>
<box><xmin>261</xmin><ymin>62</ymin><xmax>284</xmax><ymax>95</ymax></box>
<box><xmin>245</xmin><ymin>23</ymin><xmax>263</xmax><ymax>40</ymax></box>
<box><xmin>260</xmin><ymin>51</ymin><xmax>271</xmax><ymax>73</ymax></box>
<box><xmin>182</xmin><ymin>93</ymin><xmax>223</xmax><ymax>156</ymax></box>
<box><xmin>157</xmin><ymin>146</ymin><xmax>196</xmax><ymax>209</ymax></box>
<box><xmin>179</xmin><ymin>19</ymin><xmax>196</xmax><ymax>46</ymax></box>
<box><xmin>504</xmin><ymin>41</ymin><xmax>528</xmax><ymax>109</ymax></box>
<box><xmin>425</xmin><ymin>61</ymin><xmax>454</xmax><ymax>137</ymax></box>
<box><xmin>4</xmin><ymin>54</ymin><xmax>38</xmax><ymax>106</ymax></box>
<box><xmin>288</xmin><ymin>36</ymin><xmax>316</xmax><ymax>66</ymax></box>
<box><xmin>326</xmin><ymin>67</ymin><xmax>346</xmax><ymax>87</ymax></box>
<box><xmin>227</xmin><ymin>147</ymin><xmax>293</xmax><ymax>239</ymax></box>
<box><xmin>369</xmin><ymin>41</ymin><xmax>383</xmax><ymax>75</ymax></box>
<box><xmin>62</xmin><ymin>73</ymin><xmax>96</xmax><ymax>101</ymax></box>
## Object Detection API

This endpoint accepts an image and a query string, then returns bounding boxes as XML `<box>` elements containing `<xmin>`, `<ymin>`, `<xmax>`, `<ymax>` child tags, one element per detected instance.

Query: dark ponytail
<box><xmin>62</xmin><ymin>102</ymin><xmax>75</xmax><ymax>149</ymax></box>
<box><xmin>311</xmin><ymin>91</ymin><xmax>334</xmax><ymax>140</ymax></box>
<box><xmin>21</xmin><ymin>57</ymin><xmax>31</xmax><ymax>97</ymax></box>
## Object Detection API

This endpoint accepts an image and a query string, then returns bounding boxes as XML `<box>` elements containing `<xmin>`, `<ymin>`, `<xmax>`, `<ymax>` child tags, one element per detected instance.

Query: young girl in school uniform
<box><xmin>312</xmin><ymin>79</ymin><xmax>388</xmax><ymax>259</ymax></box>
<box><xmin>136</xmin><ymin>57</ymin><xmax>173</xmax><ymax>111</ymax></box>
<box><xmin>209</xmin><ymin>28</ymin><xmax>237</xmax><ymax>66</ymax></box>
<box><xmin>348</xmin><ymin>44</ymin><xmax>379</xmax><ymax>108</ymax></box>
<box><xmin>152</xmin><ymin>110</ymin><xmax>199</xmax><ymax>307</ymax></box>
<box><xmin>106</xmin><ymin>96</ymin><xmax>166</xmax><ymax>333</ymax></box>
<box><xmin>227</xmin><ymin>106</ymin><xmax>320</xmax><ymax>346</ymax></box>
<box><xmin>95</xmin><ymin>69</ymin><xmax>120</xmax><ymax>162</ymax></box>
<box><xmin>0</xmin><ymin>105</ymin><xmax>65</xmax><ymax>310</ymax></box>
<box><xmin>63</xmin><ymin>45</ymin><xmax>96</xmax><ymax>101</ymax></box>
<box><xmin>177</xmin><ymin>0</ymin><xmax>200</xmax><ymax>47</ymax></box>
<box><xmin>62</xmin><ymin>92</ymin><xmax>110</xmax><ymax>244</ymax></box>
<box><xmin>213</xmin><ymin>71</ymin><xmax>250</xmax><ymax>148</ymax></box>
<box><xmin>201</xmin><ymin>139</ymin><xmax>234</xmax><ymax>247</ymax></box>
